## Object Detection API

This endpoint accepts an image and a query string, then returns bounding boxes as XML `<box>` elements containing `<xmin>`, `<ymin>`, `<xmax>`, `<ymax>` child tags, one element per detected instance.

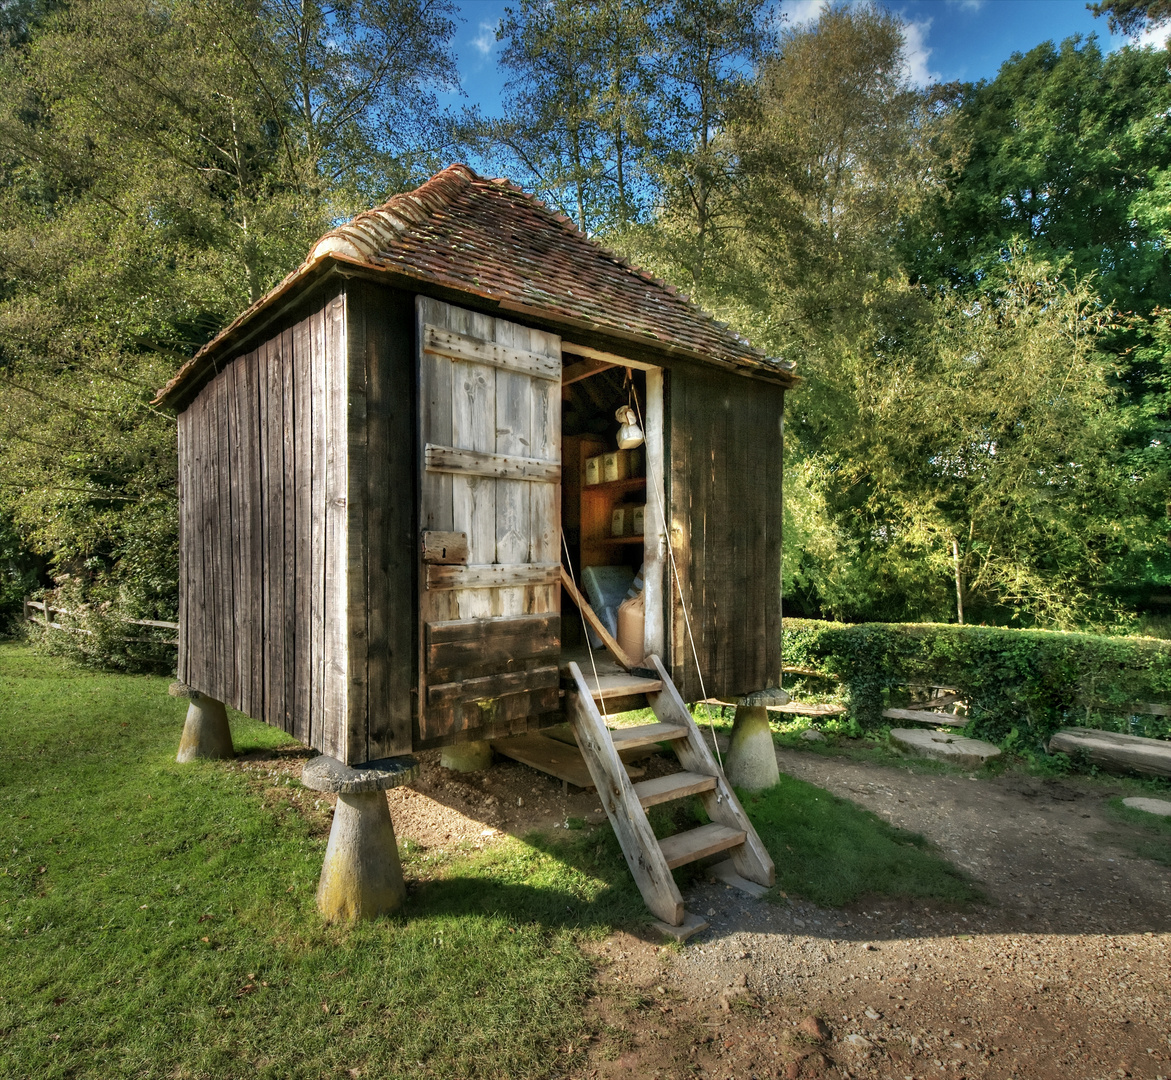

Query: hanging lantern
<box><xmin>615</xmin><ymin>405</ymin><xmax>644</xmax><ymax>449</ymax></box>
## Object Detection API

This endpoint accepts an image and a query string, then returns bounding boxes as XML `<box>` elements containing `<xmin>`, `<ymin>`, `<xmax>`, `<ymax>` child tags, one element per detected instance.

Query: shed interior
<box><xmin>558</xmin><ymin>352</ymin><xmax>665</xmax><ymax>668</ymax></box>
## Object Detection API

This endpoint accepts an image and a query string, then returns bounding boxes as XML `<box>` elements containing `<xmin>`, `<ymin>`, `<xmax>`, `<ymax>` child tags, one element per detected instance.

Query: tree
<box><xmin>784</xmin><ymin>257</ymin><xmax>1157</xmax><ymax>628</ymax></box>
<box><xmin>734</xmin><ymin>4</ymin><xmax>953</xmax><ymax>338</ymax></box>
<box><xmin>468</xmin><ymin>0</ymin><xmax>609</xmax><ymax>232</ymax></box>
<box><xmin>640</xmin><ymin>0</ymin><xmax>774</xmax><ymax>287</ymax></box>
<box><xmin>0</xmin><ymin>0</ymin><xmax>457</xmax><ymax>643</ymax></box>
<box><xmin>1089</xmin><ymin>0</ymin><xmax>1171</xmax><ymax>36</ymax></box>
<box><xmin>460</xmin><ymin>0</ymin><xmax>655</xmax><ymax>234</ymax></box>
<box><xmin>910</xmin><ymin>36</ymin><xmax>1171</xmax><ymax>317</ymax></box>
<box><xmin>466</xmin><ymin>0</ymin><xmax>772</xmax><ymax>244</ymax></box>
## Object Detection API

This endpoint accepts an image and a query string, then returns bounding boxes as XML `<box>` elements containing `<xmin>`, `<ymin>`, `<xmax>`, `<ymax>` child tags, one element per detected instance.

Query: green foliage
<box><xmin>0</xmin><ymin>510</ymin><xmax>38</xmax><ymax>626</ymax></box>
<box><xmin>796</xmin><ymin>255</ymin><xmax>1162</xmax><ymax>629</ymax></box>
<box><xmin>0</xmin><ymin>0</ymin><xmax>458</xmax><ymax>643</ymax></box>
<box><xmin>913</xmin><ymin>35</ymin><xmax>1171</xmax><ymax>317</ymax></box>
<box><xmin>783</xmin><ymin>618</ymin><xmax>1171</xmax><ymax>755</ymax></box>
<box><xmin>739</xmin><ymin>774</ymin><xmax>978</xmax><ymax>908</ymax></box>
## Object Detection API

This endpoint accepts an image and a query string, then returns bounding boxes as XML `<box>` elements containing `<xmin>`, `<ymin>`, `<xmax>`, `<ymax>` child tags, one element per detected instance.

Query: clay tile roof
<box><xmin>154</xmin><ymin>164</ymin><xmax>794</xmax><ymax>407</ymax></box>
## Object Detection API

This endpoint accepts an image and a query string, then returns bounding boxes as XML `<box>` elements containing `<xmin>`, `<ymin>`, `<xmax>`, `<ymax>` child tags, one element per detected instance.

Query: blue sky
<box><xmin>442</xmin><ymin>0</ymin><xmax>1169</xmax><ymax>115</ymax></box>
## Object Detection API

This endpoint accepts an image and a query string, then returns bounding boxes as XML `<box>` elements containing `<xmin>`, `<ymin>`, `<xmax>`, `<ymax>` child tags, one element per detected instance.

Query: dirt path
<box><xmin>571</xmin><ymin>749</ymin><xmax>1171</xmax><ymax>1080</ymax></box>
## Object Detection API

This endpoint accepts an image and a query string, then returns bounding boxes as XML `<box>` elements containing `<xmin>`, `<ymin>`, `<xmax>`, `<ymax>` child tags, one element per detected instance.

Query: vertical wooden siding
<box><xmin>668</xmin><ymin>367</ymin><xmax>784</xmax><ymax>700</ymax></box>
<box><xmin>347</xmin><ymin>282</ymin><xmax>417</xmax><ymax>759</ymax></box>
<box><xmin>177</xmin><ymin>286</ymin><xmax>352</xmax><ymax>760</ymax></box>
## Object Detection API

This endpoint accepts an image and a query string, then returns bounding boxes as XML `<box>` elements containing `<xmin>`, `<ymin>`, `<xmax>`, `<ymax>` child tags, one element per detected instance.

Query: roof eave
<box><xmin>153</xmin><ymin>252</ymin><xmax>798</xmax><ymax>411</ymax></box>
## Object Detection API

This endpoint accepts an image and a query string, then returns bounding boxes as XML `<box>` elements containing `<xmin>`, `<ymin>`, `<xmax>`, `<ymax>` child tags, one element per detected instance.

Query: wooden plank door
<box><xmin>416</xmin><ymin>298</ymin><xmax>562</xmax><ymax>744</ymax></box>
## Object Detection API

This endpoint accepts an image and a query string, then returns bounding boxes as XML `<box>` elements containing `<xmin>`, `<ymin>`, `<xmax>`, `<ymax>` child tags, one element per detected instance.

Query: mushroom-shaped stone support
<box><xmin>302</xmin><ymin>755</ymin><xmax>420</xmax><ymax>922</ymax></box>
<box><xmin>725</xmin><ymin>686</ymin><xmax>789</xmax><ymax>792</ymax></box>
<box><xmin>172</xmin><ymin>683</ymin><xmax>234</xmax><ymax>763</ymax></box>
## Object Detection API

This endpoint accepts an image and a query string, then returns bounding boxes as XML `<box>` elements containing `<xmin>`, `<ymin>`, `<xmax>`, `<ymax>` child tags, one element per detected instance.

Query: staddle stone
<box><xmin>1122</xmin><ymin>796</ymin><xmax>1171</xmax><ymax>817</ymax></box>
<box><xmin>176</xmin><ymin>692</ymin><xmax>234</xmax><ymax>762</ymax></box>
<box><xmin>726</xmin><ymin>705</ymin><xmax>780</xmax><ymax>791</ymax></box>
<box><xmin>303</xmin><ymin>755</ymin><xmax>419</xmax><ymax>922</ymax></box>
<box><xmin>889</xmin><ymin>728</ymin><xmax>1001</xmax><ymax>769</ymax></box>
<box><xmin>739</xmin><ymin>686</ymin><xmax>791</xmax><ymax>708</ymax></box>
<box><xmin>302</xmin><ymin>754</ymin><xmax>420</xmax><ymax>793</ymax></box>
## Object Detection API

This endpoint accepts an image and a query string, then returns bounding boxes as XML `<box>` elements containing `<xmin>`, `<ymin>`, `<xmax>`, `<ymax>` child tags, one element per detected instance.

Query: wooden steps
<box><xmin>610</xmin><ymin>721</ymin><xmax>687</xmax><ymax>751</ymax></box>
<box><xmin>633</xmin><ymin>771</ymin><xmax>717</xmax><ymax>808</ymax></box>
<box><xmin>659</xmin><ymin>823</ymin><xmax>747</xmax><ymax>869</ymax></box>
<box><xmin>559</xmin><ymin>649</ymin><xmax>662</xmax><ymax>712</ymax></box>
<box><xmin>582</xmin><ymin>672</ymin><xmax>663</xmax><ymax>701</ymax></box>
<box><xmin>490</xmin><ymin>732</ymin><xmax>645</xmax><ymax>790</ymax></box>
<box><xmin>567</xmin><ymin>655</ymin><xmax>775</xmax><ymax>929</ymax></box>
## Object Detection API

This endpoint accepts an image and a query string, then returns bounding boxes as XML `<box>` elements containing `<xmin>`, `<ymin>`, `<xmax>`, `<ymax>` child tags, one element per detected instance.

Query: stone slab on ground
<box><xmin>889</xmin><ymin>727</ymin><xmax>1001</xmax><ymax>768</ymax></box>
<box><xmin>1048</xmin><ymin>727</ymin><xmax>1171</xmax><ymax>778</ymax></box>
<box><xmin>650</xmin><ymin>910</ymin><xmax>709</xmax><ymax>943</ymax></box>
<box><xmin>1122</xmin><ymin>796</ymin><xmax>1171</xmax><ymax>817</ymax></box>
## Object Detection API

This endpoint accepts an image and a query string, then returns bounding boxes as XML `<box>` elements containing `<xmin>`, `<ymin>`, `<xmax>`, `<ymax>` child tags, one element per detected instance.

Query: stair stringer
<box><xmin>566</xmin><ymin>662</ymin><xmax>685</xmax><ymax>926</ymax></box>
<box><xmin>645</xmin><ymin>655</ymin><xmax>776</xmax><ymax>888</ymax></box>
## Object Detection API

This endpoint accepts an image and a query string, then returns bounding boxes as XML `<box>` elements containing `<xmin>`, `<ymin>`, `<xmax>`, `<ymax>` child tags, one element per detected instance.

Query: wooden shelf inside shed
<box><xmin>582</xmin><ymin>477</ymin><xmax>646</xmax><ymax>497</ymax></box>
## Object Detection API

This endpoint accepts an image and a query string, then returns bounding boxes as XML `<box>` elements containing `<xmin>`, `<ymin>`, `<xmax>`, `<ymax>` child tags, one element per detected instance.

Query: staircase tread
<box><xmin>658</xmin><ymin>823</ymin><xmax>747</xmax><ymax>869</ymax></box>
<box><xmin>490</xmin><ymin>732</ymin><xmax>644</xmax><ymax>789</ymax></box>
<box><xmin>575</xmin><ymin>672</ymin><xmax>663</xmax><ymax>700</ymax></box>
<box><xmin>632</xmin><ymin>771</ymin><xmax>718</xmax><ymax>808</ymax></box>
<box><xmin>609</xmin><ymin>721</ymin><xmax>688</xmax><ymax>749</ymax></box>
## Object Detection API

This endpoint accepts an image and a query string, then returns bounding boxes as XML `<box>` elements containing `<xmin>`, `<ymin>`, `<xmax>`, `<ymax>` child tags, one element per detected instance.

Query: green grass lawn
<box><xmin>1104</xmin><ymin>797</ymin><xmax>1171</xmax><ymax>866</ymax></box>
<box><xmin>0</xmin><ymin>644</ymin><xmax>977</xmax><ymax>1079</ymax></box>
<box><xmin>741</xmin><ymin>776</ymin><xmax>978</xmax><ymax>908</ymax></box>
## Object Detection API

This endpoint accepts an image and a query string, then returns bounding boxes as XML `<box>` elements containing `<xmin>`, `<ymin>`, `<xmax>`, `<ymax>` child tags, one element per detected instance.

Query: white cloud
<box><xmin>1135</xmin><ymin>21</ymin><xmax>1171</xmax><ymax>48</ymax></box>
<box><xmin>902</xmin><ymin>18</ymin><xmax>940</xmax><ymax>87</ymax></box>
<box><xmin>949</xmin><ymin>0</ymin><xmax>985</xmax><ymax>11</ymax></box>
<box><xmin>780</xmin><ymin>0</ymin><xmax>827</xmax><ymax>28</ymax></box>
<box><xmin>1105</xmin><ymin>17</ymin><xmax>1171</xmax><ymax>54</ymax></box>
<box><xmin>472</xmin><ymin>20</ymin><xmax>497</xmax><ymax>57</ymax></box>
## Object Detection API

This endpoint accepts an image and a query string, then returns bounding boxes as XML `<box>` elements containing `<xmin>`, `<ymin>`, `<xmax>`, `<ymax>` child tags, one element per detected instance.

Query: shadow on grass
<box><xmin>738</xmin><ymin>773</ymin><xmax>981</xmax><ymax>910</ymax></box>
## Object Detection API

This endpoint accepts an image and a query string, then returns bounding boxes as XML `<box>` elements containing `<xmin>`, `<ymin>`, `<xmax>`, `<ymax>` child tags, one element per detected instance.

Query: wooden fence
<box><xmin>23</xmin><ymin>599</ymin><xmax>179</xmax><ymax>646</ymax></box>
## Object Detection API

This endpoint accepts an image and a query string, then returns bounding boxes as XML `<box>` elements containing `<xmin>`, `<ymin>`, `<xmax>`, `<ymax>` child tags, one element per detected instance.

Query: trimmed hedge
<box><xmin>782</xmin><ymin>619</ymin><xmax>1171</xmax><ymax>749</ymax></box>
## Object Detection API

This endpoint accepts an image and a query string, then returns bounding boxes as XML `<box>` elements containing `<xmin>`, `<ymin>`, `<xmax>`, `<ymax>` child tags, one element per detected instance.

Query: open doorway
<box><xmin>560</xmin><ymin>345</ymin><xmax>665</xmax><ymax>669</ymax></box>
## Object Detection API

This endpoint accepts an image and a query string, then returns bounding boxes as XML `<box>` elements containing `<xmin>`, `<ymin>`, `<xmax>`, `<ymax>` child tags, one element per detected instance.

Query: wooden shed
<box><xmin>154</xmin><ymin>164</ymin><xmax>796</xmax><ymax>770</ymax></box>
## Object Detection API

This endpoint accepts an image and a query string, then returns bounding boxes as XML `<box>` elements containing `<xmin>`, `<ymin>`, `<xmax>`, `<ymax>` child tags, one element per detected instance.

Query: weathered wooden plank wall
<box><xmin>348</xmin><ymin>281</ymin><xmax>417</xmax><ymax>760</ymax></box>
<box><xmin>667</xmin><ymin>366</ymin><xmax>784</xmax><ymax>700</ymax></box>
<box><xmin>414</xmin><ymin>297</ymin><xmax>562</xmax><ymax>748</ymax></box>
<box><xmin>177</xmin><ymin>284</ymin><xmax>352</xmax><ymax>759</ymax></box>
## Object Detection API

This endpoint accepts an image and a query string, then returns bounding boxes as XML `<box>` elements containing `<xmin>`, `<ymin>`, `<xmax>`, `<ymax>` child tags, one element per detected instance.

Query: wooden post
<box><xmin>952</xmin><ymin>538</ymin><xmax>964</xmax><ymax>626</ymax></box>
